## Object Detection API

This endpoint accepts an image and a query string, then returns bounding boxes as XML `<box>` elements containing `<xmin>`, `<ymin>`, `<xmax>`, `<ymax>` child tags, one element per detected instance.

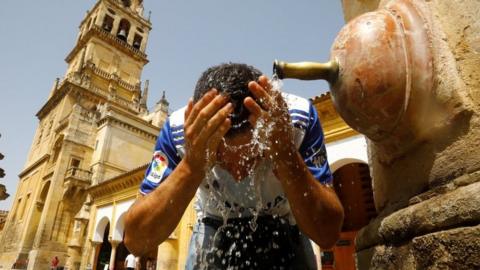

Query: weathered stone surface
<box><xmin>362</xmin><ymin>225</ymin><xmax>480</xmax><ymax>269</ymax></box>
<box><xmin>369</xmin><ymin>243</ymin><xmax>416</xmax><ymax>270</ymax></box>
<box><xmin>408</xmin><ymin>182</ymin><xmax>455</xmax><ymax>206</ymax></box>
<box><xmin>355</xmin><ymin>247</ymin><xmax>375</xmax><ymax>270</ymax></box>
<box><xmin>431</xmin><ymin>0</ymin><xmax>480</xmax><ymax>107</ymax></box>
<box><xmin>454</xmin><ymin>170</ymin><xmax>480</xmax><ymax>187</ymax></box>
<box><xmin>355</xmin><ymin>215</ymin><xmax>384</xmax><ymax>251</ymax></box>
<box><xmin>411</xmin><ymin>225</ymin><xmax>480</xmax><ymax>270</ymax></box>
<box><xmin>356</xmin><ymin>176</ymin><xmax>480</xmax><ymax>251</ymax></box>
<box><xmin>379</xmin><ymin>181</ymin><xmax>480</xmax><ymax>243</ymax></box>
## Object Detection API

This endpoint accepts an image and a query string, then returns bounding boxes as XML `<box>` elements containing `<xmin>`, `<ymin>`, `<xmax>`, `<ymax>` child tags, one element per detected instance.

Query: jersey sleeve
<box><xmin>298</xmin><ymin>103</ymin><xmax>333</xmax><ymax>185</ymax></box>
<box><xmin>140</xmin><ymin>118</ymin><xmax>181</xmax><ymax>195</ymax></box>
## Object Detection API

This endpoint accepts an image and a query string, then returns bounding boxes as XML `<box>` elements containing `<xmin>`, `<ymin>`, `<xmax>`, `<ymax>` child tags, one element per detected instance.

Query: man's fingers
<box><xmin>184</xmin><ymin>98</ymin><xmax>193</xmax><ymax>122</ymax></box>
<box><xmin>184</xmin><ymin>89</ymin><xmax>217</xmax><ymax>127</ymax></box>
<box><xmin>244</xmin><ymin>97</ymin><xmax>262</xmax><ymax>126</ymax></box>
<box><xmin>258</xmin><ymin>75</ymin><xmax>272</xmax><ymax>92</ymax></box>
<box><xmin>208</xmin><ymin>118</ymin><xmax>232</xmax><ymax>155</ymax></box>
<box><xmin>196</xmin><ymin>102</ymin><xmax>233</xmax><ymax>146</ymax></box>
<box><xmin>248</xmin><ymin>81</ymin><xmax>271</xmax><ymax>110</ymax></box>
<box><xmin>188</xmin><ymin>94</ymin><xmax>229</xmax><ymax>138</ymax></box>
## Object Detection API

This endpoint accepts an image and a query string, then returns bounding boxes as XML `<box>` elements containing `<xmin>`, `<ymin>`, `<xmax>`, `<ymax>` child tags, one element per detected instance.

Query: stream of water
<box><xmin>194</xmin><ymin>76</ymin><xmax>288</xmax><ymax>269</ymax></box>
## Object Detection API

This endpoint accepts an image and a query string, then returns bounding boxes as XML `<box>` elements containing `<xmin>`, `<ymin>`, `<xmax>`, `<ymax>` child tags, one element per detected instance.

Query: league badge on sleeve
<box><xmin>146</xmin><ymin>151</ymin><xmax>169</xmax><ymax>183</ymax></box>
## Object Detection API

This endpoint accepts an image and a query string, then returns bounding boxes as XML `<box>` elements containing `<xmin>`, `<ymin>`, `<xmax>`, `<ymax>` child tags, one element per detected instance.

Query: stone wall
<box><xmin>339</xmin><ymin>0</ymin><xmax>480</xmax><ymax>269</ymax></box>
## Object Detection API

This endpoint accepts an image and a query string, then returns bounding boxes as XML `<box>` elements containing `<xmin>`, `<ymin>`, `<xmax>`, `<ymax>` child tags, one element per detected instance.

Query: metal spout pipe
<box><xmin>273</xmin><ymin>60</ymin><xmax>339</xmax><ymax>83</ymax></box>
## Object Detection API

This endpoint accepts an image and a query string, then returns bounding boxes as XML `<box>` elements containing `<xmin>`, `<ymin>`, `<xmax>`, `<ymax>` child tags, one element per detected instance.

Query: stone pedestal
<box><xmin>334</xmin><ymin>0</ymin><xmax>480</xmax><ymax>269</ymax></box>
<box><xmin>355</xmin><ymin>175</ymin><xmax>480</xmax><ymax>269</ymax></box>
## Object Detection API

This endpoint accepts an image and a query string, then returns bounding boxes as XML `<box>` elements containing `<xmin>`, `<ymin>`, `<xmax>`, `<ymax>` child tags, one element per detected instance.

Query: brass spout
<box><xmin>273</xmin><ymin>60</ymin><xmax>339</xmax><ymax>83</ymax></box>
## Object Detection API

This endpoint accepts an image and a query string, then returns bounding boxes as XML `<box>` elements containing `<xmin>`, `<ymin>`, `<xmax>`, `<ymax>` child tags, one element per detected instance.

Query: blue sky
<box><xmin>0</xmin><ymin>0</ymin><xmax>345</xmax><ymax>210</ymax></box>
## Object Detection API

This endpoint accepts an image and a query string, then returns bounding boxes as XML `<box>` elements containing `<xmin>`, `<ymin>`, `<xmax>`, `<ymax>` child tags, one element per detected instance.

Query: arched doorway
<box><xmin>322</xmin><ymin>162</ymin><xmax>376</xmax><ymax>270</ymax></box>
<box><xmin>114</xmin><ymin>241</ymin><xmax>130</xmax><ymax>270</ymax></box>
<box><xmin>111</xmin><ymin>212</ymin><xmax>158</xmax><ymax>270</ymax></box>
<box><xmin>113</xmin><ymin>213</ymin><xmax>129</xmax><ymax>270</ymax></box>
<box><xmin>95</xmin><ymin>222</ymin><xmax>111</xmax><ymax>270</ymax></box>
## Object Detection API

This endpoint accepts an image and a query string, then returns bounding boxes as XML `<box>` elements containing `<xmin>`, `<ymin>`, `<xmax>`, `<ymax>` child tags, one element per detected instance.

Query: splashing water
<box><xmin>270</xmin><ymin>73</ymin><xmax>284</xmax><ymax>92</ymax></box>
<box><xmin>195</xmin><ymin>74</ymin><xmax>289</xmax><ymax>269</ymax></box>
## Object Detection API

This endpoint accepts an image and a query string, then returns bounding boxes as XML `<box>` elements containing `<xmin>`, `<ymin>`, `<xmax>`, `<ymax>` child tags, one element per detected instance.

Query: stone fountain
<box><xmin>274</xmin><ymin>0</ymin><xmax>480</xmax><ymax>268</ymax></box>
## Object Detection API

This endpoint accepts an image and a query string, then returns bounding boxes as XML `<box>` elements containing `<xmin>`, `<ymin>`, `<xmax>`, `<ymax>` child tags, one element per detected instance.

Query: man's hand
<box><xmin>245</xmin><ymin>76</ymin><xmax>344</xmax><ymax>248</ymax></box>
<box><xmin>183</xmin><ymin>89</ymin><xmax>233</xmax><ymax>177</ymax></box>
<box><xmin>125</xmin><ymin>89</ymin><xmax>233</xmax><ymax>256</ymax></box>
<box><xmin>244</xmin><ymin>76</ymin><xmax>296</xmax><ymax>166</ymax></box>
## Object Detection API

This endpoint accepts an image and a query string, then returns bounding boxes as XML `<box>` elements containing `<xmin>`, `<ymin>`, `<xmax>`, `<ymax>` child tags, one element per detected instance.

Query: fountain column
<box><xmin>335</xmin><ymin>1</ymin><xmax>480</xmax><ymax>269</ymax></box>
<box><xmin>275</xmin><ymin>0</ymin><xmax>480</xmax><ymax>268</ymax></box>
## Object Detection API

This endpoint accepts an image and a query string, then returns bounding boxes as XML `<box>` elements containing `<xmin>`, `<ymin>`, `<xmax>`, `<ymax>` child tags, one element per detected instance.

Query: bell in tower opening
<box><xmin>116</xmin><ymin>19</ymin><xmax>131</xmax><ymax>42</ymax></box>
<box><xmin>121</xmin><ymin>0</ymin><xmax>131</xmax><ymax>8</ymax></box>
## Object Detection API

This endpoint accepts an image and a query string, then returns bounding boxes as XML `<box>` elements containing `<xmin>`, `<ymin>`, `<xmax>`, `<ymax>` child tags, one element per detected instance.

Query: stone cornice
<box><xmin>324</xmin><ymin>124</ymin><xmax>359</xmax><ymax>143</ymax></box>
<box><xmin>65</xmin><ymin>25</ymin><xmax>148</xmax><ymax>64</ymax></box>
<box><xmin>87</xmin><ymin>164</ymin><xmax>148</xmax><ymax>199</ymax></box>
<box><xmin>37</xmin><ymin>77</ymin><xmax>141</xmax><ymax>119</ymax></box>
<box><xmin>97</xmin><ymin>114</ymin><xmax>158</xmax><ymax>141</ymax></box>
<box><xmin>18</xmin><ymin>154</ymin><xmax>50</xmax><ymax>178</ymax></box>
<box><xmin>36</xmin><ymin>83</ymin><xmax>71</xmax><ymax>119</ymax></box>
<box><xmin>108</xmin><ymin>105</ymin><xmax>160</xmax><ymax>132</ymax></box>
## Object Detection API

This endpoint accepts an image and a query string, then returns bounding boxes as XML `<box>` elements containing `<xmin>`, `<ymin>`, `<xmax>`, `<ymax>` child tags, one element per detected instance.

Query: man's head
<box><xmin>194</xmin><ymin>63</ymin><xmax>262</xmax><ymax>133</ymax></box>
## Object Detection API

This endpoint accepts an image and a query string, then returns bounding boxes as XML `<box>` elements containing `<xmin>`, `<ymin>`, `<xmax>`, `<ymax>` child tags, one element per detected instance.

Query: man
<box><xmin>125</xmin><ymin>253</ymin><xmax>136</xmax><ymax>270</ymax></box>
<box><xmin>50</xmin><ymin>256</ymin><xmax>59</xmax><ymax>270</ymax></box>
<box><xmin>125</xmin><ymin>63</ymin><xmax>344</xmax><ymax>269</ymax></box>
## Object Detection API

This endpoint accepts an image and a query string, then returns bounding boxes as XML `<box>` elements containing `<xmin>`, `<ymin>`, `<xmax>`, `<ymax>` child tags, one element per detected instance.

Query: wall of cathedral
<box><xmin>0</xmin><ymin>0</ymin><xmax>158</xmax><ymax>268</ymax></box>
<box><xmin>91</xmin><ymin>106</ymin><xmax>159</xmax><ymax>185</ymax></box>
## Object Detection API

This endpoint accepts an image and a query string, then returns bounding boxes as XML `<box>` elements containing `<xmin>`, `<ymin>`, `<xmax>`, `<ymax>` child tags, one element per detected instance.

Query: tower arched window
<box><xmin>133</xmin><ymin>34</ymin><xmax>142</xmax><ymax>49</ymax></box>
<box><xmin>117</xmin><ymin>19</ymin><xmax>131</xmax><ymax>42</ymax></box>
<box><xmin>86</xmin><ymin>18</ymin><xmax>92</xmax><ymax>30</ymax></box>
<box><xmin>121</xmin><ymin>0</ymin><xmax>132</xmax><ymax>8</ymax></box>
<box><xmin>52</xmin><ymin>135</ymin><xmax>64</xmax><ymax>163</ymax></box>
<box><xmin>36</xmin><ymin>181</ymin><xmax>50</xmax><ymax>210</ymax></box>
<box><xmin>102</xmin><ymin>14</ymin><xmax>114</xmax><ymax>33</ymax></box>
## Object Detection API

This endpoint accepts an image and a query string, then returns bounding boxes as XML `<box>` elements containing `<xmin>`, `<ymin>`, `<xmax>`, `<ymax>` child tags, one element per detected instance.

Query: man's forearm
<box><xmin>124</xmin><ymin>160</ymin><xmax>203</xmax><ymax>256</ymax></box>
<box><xmin>274</xmin><ymin>152</ymin><xmax>344</xmax><ymax>249</ymax></box>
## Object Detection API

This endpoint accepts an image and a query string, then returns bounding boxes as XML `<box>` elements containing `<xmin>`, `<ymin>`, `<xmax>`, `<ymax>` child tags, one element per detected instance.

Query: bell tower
<box><xmin>0</xmin><ymin>1</ymin><xmax>164</xmax><ymax>269</ymax></box>
<box><xmin>64</xmin><ymin>0</ymin><xmax>151</xmax><ymax>109</ymax></box>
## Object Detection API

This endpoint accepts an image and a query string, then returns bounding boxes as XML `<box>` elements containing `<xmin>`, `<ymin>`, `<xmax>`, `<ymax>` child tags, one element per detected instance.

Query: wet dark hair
<box><xmin>194</xmin><ymin>63</ymin><xmax>262</xmax><ymax>132</ymax></box>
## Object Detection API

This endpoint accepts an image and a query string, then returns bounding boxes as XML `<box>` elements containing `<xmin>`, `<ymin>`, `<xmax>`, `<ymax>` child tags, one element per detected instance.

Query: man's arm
<box><xmin>274</xmin><ymin>152</ymin><xmax>343</xmax><ymax>249</ymax></box>
<box><xmin>124</xmin><ymin>90</ymin><xmax>232</xmax><ymax>256</ymax></box>
<box><xmin>124</xmin><ymin>159</ymin><xmax>203</xmax><ymax>255</ymax></box>
<box><xmin>246</xmin><ymin>76</ymin><xmax>344</xmax><ymax>249</ymax></box>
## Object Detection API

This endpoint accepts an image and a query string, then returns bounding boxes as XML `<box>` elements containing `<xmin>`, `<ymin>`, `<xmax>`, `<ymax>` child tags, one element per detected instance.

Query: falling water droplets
<box><xmin>270</xmin><ymin>74</ymin><xmax>284</xmax><ymax>92</ymax></box>
<box><xmin>194</xmin><ymin>74</ymin><xmax>291</xmax><ymax>268</ymax></box>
